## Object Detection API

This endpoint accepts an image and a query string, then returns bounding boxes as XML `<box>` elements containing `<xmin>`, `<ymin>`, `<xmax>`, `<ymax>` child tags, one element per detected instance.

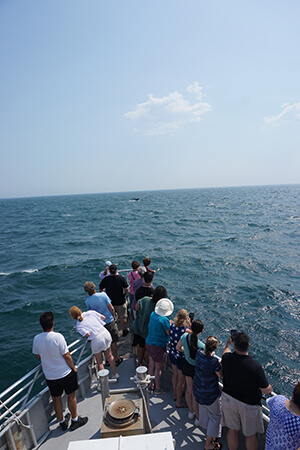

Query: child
<box><xmin>143</xmin><ymin>257</ymin><xmax>155</xmax><ymax>274</ymax></box>
<box><xmin>128</xmin><ymin>261</ymin><xmax>140</xmax><ymax>315</ymax></box>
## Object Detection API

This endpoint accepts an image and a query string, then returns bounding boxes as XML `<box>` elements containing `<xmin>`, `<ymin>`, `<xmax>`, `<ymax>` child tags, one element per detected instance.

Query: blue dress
<box><xmin>169</xmin><ymin>324</ymin><xmax>186</xmax><ymax>361</ymax></box>
<box><xmin>265</xmin><ymin>395</ymin><xmax>300</xmax><ymax>450</ymax></box>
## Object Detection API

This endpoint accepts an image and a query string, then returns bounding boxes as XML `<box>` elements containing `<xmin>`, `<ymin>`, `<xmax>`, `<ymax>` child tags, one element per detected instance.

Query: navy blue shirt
<box><xmin>193</xmin><ymin>350</ymin><xmax>221</xmax><ymax>405</ymax></box>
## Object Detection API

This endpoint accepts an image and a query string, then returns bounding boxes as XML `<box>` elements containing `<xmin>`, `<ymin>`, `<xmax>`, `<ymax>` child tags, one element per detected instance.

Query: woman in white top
<box><xmin>69</xmin><ymin>306</ymin><xmax>118</xmax><ymax>378</ymax></box>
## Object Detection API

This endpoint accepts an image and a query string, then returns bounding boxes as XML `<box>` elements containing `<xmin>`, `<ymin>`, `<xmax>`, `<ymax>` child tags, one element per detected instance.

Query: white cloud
<box><xmin>264</xmin><ymin>102</ymin><xmax>300</xmax><ymax>126</ymax></box>
<box><xmin>124</xmin><ymin>82</ymin><xmax>211</xmax><ymax>135</ymax></box>
<box><xmin>186</xmin><ymin>81</ymin><xmax>203</xmax><ymax>100</ymax></box>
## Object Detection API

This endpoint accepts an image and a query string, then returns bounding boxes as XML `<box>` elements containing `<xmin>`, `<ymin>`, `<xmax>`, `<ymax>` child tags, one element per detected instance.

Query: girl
<box><xmin>193</xmin><ymin>336</ymin><xmax>222</xmax><ymax>450</ymax></box>
<box><xmin>128</xmin><ymin>260</ymin><xmax>140</xmax><ymax>318</ymax></box>
<box><xmin>176</xmin><ymin>319</ymin><xmax>205</xmax><ymax>421</ymax></box>
<box><xmin>69</xmin><ymin>306</ymin><xmax>118</xmax><ymax>378</ymax></box>
<box><xmin>169</xmin><ymin>309</ymin><xmax>190</xmax><ymax>407</ymax></box>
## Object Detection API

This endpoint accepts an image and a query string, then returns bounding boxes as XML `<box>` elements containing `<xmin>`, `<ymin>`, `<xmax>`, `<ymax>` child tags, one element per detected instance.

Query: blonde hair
<box><xmin>69</xmin><ymin>306</ymin><xmax>83</xmax><ymax>322</ymax></box>
<box><xmin>174</xmin><ymin>309</ymin><xmax>189</xmax><ymax>327</ymax></box>
<box><xmin>205</xmin><ymin>336</ymin><xmax>218</xmax><ymax>356</ymax></box>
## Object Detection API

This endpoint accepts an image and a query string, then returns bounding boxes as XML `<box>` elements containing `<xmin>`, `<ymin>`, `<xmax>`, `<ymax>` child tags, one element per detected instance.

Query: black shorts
<box><xmin>132</xmin><ymin>333</ymin><xmax>146</xmax><ymax>348</ymax></box>
<box><xmin>182</xmin><ymin>359</ymin><xmax>195</xmax><ymax>379</ymax></box>
<box><xmin>105</xmin><ymin>321</ymin><xmax>119</xmax><ymax>343</ymax></box>
<box><xmin>46</xmin><ymin>370</ymin><xmax>78</xmax><ymax>397</ymax></box>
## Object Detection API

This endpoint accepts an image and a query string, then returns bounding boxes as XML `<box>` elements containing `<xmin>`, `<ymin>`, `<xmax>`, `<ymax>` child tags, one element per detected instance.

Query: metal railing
<box><xmin>0</xmin><ymin>338</ymin><xmax>92</xmax><ymax>430</ymax></box>
<box><xmin>213</xmin><ymin>354</ymin><xmax>274</xmax><ymax>422</ymax></box>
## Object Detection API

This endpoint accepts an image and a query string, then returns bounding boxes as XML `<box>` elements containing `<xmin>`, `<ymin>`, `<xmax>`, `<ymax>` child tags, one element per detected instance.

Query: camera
<box><xmin>230</xmin><ymin>329</ymin><xmax>237</xmax><ymax>340</ymax></box>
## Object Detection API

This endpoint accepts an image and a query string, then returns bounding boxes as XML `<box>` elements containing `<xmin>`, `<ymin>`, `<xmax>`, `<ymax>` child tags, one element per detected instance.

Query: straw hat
<box><xmin>155</xmin><ymin>298</ymin><xmax>174</xmax><ymax>317</ymax></box>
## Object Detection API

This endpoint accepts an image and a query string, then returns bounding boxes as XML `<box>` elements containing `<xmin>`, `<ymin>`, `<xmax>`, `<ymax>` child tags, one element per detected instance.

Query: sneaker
<box><xmin>195</xmin><ymin>418</ymin><xmax>201</xmax><ymax>427</ymax></box>
<box><xmin>113</xmin><ymin>373</ymin><xmax>120</xmax><ymax>379</ymax></box>
<box><xmin>122</xmin><ymin>329</ymin><xmax>129</xmax><ymax>337</ymax></box>
<box><xmin>188</xmin><ymin>411</ymin><xmax>196</xmax><ymax>420</ymax></box>
<box><xmin>70</xmin><ymin>416</ymin><xmax>88</xmax><ymax>431</ymax></box>
<box><xmin>59</xmin><ymin>413</ymin><xmax>70</xmax><ymax>431</ymax></box>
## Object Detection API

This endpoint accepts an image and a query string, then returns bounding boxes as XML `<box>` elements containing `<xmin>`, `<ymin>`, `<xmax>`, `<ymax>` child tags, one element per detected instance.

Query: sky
<box><xmin>0</xmin><ymin>0</ymin><xmax>299</xmax><ymax>198</ymax></box>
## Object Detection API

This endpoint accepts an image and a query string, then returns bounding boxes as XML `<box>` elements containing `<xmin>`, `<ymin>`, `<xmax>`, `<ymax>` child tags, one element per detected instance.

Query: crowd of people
<box><xmin>32</xmin><ymin>258</ymin><xmax>300</xmax><ymax>449</ymax></box>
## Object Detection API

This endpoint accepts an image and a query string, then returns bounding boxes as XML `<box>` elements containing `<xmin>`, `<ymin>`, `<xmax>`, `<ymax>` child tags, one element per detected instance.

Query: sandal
<box><xmin>115</xmin><ymin>357</ymin><xmax>123</xmax><ymax>366</ymax></box>
<box><xmin>175</xmin><ymin>402</ymin><xmax>187</xmax><ymax>408</ymax></box>
<box><xmin>212</xmin><ymin>444</ymin><xmax>222</xmax><ymax>450</ymax></box>
<box><xmin>205</xmin><ymin>442</ymin><xmax>222</xmax><ymax>450</ymax></box>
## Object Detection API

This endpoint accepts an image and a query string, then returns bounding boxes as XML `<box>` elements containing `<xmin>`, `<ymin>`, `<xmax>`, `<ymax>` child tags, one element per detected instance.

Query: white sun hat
<box><xmin>155</xmin><ymin>298</ymin><xmax>174</xmax><ymax>317</ymax></box>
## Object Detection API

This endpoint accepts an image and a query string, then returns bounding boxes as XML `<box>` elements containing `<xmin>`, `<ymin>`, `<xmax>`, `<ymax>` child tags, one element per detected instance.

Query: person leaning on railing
<box><xmin>193</xmin><ymin>336</ymin><xmax>223</xmax><ymax>450</ymax></box>
<box><xmin>221</xmin><ymin>332</ymin><xmax>272</xmax><ymax>450</ymax></box>
<box><xmin>265</xmin><ymin>381</ymin><xmax>300</xmax><ymax>450</ymax></box>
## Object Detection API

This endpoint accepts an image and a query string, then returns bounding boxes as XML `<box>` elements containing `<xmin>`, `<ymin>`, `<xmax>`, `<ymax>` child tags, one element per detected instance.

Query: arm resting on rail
<box><xmin>261</xmin><ymin>384</ymin><xmax>273</xmax><ymax>395</ymax></box>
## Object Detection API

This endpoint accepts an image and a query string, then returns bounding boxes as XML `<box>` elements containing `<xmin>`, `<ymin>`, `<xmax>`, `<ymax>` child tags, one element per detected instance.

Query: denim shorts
<box><xmin>169</xmin><ymin>352</ymin><xmax>184</xmax><ymax>371</ymax></box>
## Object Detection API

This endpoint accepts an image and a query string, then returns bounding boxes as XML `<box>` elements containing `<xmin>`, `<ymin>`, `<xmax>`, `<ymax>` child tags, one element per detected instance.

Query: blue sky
<box><xmin>0</xmin><ymin>0</ymin><xmax>299</xmax><ymax>198</ymax></box>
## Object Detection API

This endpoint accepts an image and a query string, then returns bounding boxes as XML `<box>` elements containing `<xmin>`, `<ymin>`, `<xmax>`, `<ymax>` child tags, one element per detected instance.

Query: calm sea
<box><xmin>0</xmin><ymin>185</ymin><xmax>299</xmax><ymax>395</ymax></box>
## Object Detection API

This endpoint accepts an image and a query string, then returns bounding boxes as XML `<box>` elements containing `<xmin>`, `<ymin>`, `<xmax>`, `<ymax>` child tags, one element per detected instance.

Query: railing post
<box><xmin>21</xmin><ymin>367</ymin><xmax>42</xmax><ymax>409</ymax></box>
<box><xmin>98</xmin><ymin>369</ymin><xmax>110</xmax><ymax>410</ymax></box>
<box><xmin>75</xmin><ymin>338</ymin><xmax>89</xmax><ymax>366</ymax></box>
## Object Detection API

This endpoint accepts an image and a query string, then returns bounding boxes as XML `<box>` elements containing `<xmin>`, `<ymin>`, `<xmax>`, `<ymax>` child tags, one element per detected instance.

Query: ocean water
<box><xmin>0</xmin><ymin>185</ymin><xmax>299</xmax><ymax>395</ymax></box>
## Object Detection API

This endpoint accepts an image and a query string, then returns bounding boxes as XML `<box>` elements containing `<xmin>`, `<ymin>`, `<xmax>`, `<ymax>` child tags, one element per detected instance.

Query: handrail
<box><xmin>0</xmin><ymin>338</ymin><xmax>92</xmax><ymax>429</ymax></box>
<box><xmin>0</xmin><ymin>339</ymin><xmax>83</xmax><ymax>401</ymax></box>
<box><xmin>213</xmin><ymin>354</ymin><xmax>273</xmax><ymax>420</ymax></box>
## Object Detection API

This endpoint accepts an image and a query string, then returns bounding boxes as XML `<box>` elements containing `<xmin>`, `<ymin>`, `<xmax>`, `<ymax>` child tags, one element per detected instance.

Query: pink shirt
<box><xmin>128</xmin><ymin>270</ymin><xmax>140</xmax><ymax>294</ymax></box>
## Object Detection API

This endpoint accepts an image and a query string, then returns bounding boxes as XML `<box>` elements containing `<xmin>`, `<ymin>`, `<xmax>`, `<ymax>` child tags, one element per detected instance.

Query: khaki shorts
<box><xmin>105</xmin><ymin>321</ymin><xmax>119</xmax><ymax>343</ymax></box>
<box><xmin>114</xmin><ymin>303</ymin><xmax>128</xmax><ymax>321</ymax></box>
<box><xmin>221</xmin><ymin>392</ymin><xmax>264</xmax><ymax>436</ymax></box>
<box><xmin>198</xmin><ymin>397</ymin><xmax>222</xmax><ymax>438</ymax></box>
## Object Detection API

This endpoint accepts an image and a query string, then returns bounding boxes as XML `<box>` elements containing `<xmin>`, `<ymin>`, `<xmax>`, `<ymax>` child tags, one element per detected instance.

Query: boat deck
<box><xmin>39</xmin><ymin>355</ymin><xmax>252</xmax><ymax>450</ymax></box>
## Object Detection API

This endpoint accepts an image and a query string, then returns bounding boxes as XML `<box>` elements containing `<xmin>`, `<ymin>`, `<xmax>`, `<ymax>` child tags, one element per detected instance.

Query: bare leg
<box><xmin>193</xmin><ymin>397</ymin><xmax>199</xmax><ymax>420</ymax></box>
<box><xmin>171</xmin><ymin>364</ymin><xmax>178</xmax><ymax>401</ymax></box>
<box><xmin>185</xmin><ymin>376</ymin><xmax>194</xmax><ymax>414</ymax></box>
<box><xmin>204</xmin><ymin>436</ymin><xmax>215</xmax><ymax>449</ymax></box>
<box><xmin>121</xmin><ymin>318</ymin><xmax>127</xmax><ymax>332</ymax></box>
<box><xmin>148</xmin><ymin>355</ymin><xmax>155</xmax><ymax>390</ymax></box>
<box><xmin>227</xmin><ymin>429</ymin><xmax>239</xmax><ymax>450</ymax></box>
<box><xmin>154</xmin><ymin>361</ymin><xmax>163</xmax><ymax>390</ymax></box>
<box><xmin>176</xmin><ymin>370</ymin><xmax>185</xmax><ymax>406</ymax></box>
<box><xmin>111</xmin><ymin>342</ymin><xmax>118</xmax><ymax>360</ymax></box>
<box><xmin>53</xmin><ymin>396</ymin><xmax>64</xmax><ymax>422</ymax></box>
<box><xmin>67</xmin><ymin>391</ymin><xmax>77</xmax><ymax>419</ymax></box>
<box><xmin>94</xmin><ymin>352</ymin><xmax>104</xmax><ymax>371</ymax></box>
<box><xmin>245</xmin><ymin>434</ymin><xmax>258</xmax><ymax>450</ymax></box>
<box><xmin>105</xmin><ymin>348</ymin><xmax>117</xmax><ymax>376</ymax></box>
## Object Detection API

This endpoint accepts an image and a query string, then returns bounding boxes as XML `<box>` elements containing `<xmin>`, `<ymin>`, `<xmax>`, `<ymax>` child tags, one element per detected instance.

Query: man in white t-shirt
<box><xmin>32</xmin><ymin>311</ymin><xmax>88</xmax><ymax>431</ymax></box>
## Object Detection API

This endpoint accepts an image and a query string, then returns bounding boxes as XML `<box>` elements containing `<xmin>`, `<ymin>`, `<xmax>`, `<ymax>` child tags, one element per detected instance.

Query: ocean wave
<box><xmin>224</xmin><ymin>236</ymin><xmax>238</xmax><ymax>242</ymax></box>
<box><xmin>0</xmin><ymin>268</ymin><xmax>39</xmax><ymax>276</ymax></box>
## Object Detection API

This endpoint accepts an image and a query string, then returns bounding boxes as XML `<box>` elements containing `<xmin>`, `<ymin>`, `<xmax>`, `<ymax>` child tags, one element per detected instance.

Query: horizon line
<box><xmin>0</xmin><ymin>182</ymin><xmax>299</xmax><ymax>201</ymax></box>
